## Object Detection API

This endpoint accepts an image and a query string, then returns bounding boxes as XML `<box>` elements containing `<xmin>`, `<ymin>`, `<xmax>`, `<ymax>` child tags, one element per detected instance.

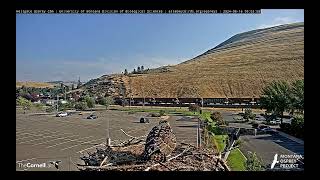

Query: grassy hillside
<box><xmin>123</xmin><ymin>22</ymin><xmax>304</xmax><ymax>98</ymax></box>
<box><xmin>16</xmin><ymin>81</ymin><xmax>55</xmax><ymax>88</ymax></box>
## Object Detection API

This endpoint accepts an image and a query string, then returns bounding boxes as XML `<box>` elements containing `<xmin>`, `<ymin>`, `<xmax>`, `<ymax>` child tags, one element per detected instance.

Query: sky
<box><xmin>16</xmin><ymin>9</ymin><xmax>304</xmax><ymax>82</ymax></box>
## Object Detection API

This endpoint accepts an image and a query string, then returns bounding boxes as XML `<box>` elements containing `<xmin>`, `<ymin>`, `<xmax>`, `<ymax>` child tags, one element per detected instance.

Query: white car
<box><xmin>56</xmin><ymin>112</ymin><xmax>68</xmax><ymax>117</ymax></box>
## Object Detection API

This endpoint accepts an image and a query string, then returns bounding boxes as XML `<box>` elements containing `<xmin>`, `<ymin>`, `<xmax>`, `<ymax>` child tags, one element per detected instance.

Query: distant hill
<box><xmin>84</xmin><ymin>22</ymin><xmax>304</xmax><ymax>98</ymax></box>
<box><xmin>16</xmin><ymin>81</ymin><xmax>55</xmax><ymax>88</ymax></box>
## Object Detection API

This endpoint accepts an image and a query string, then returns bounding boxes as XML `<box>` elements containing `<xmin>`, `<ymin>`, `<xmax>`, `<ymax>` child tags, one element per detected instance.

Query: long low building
<box><xmin>114</xmin><ymin>97</ymin><xmax>260</xmax><ymax>107</ymax></box>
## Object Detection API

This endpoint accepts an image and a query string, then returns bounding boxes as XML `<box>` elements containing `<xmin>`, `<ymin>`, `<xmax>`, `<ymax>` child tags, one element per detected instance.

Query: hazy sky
<box><xmin>16</xmin><ymin>9</ymin><xmax>304</xmax><ymax>82</ymax></box>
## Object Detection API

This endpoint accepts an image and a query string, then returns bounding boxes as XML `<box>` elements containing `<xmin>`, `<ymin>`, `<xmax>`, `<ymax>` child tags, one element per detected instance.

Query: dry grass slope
<box><xmin>123</xmin><ymin>22</ymin><xmax>304</xmax><ymax>98</ymax></box>
<box><xmin>16</xmin><ymin>81</ymin><xmax>55</xmax><ymax>88</ymax></box>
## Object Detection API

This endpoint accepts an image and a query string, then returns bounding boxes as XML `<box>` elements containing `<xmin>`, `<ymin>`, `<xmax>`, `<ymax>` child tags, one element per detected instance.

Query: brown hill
<box><xmin>16</xmin><ymin>81</ymin><xmax>55</xmax><ymax>88</ymax></box>
<box><xmin>85</xmin><ymin>22</ymin><xmax>304</xmax><ymax>98</ymax></box>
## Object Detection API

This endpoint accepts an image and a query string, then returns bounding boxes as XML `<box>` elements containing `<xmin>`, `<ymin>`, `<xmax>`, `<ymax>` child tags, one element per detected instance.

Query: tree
<box><xmin>290</xmin><ymin>80</ymin><xmax>304</xmax><ymax>113</ymax></box>
<box><xmin>137</xmin><ymin>66</ymin><xmax>141</xmax><ymax>73</ymax></box>
<box><xmin>141</xmin><ymin>66</ymin><xmax>144</xmax><ymax>72</ymax></box>
<box><xmin>71</xmin><ymin>84</ymin><xmax>75</xmax><ymax>90</ymax></box>
<box><xmin>245</xmin><ymin>152</ymin><xmax>265</xmax><ymax>171</ymax></box>
<box><xmin>210</xmin><ymin>112</ymin><xmax>226</xmax><ymax>125</ymax></box>
<box><xmin>133</xmin><ymin>69</ymin><xmax>136</xmax><ymax>74</ymax></box>
<box><xmin>244</xmin><ymin>108</ymin><xmax>256</xmax><ymax>120</ymax></box>
<box><xmin>84</xmin><ymin>96</ymin><xmax>95</xmax><ymax>109</ymax></box>
<box><xmin>124</xmin><ymin>69</ymin><xmax>128</xmax><ymax>75</ymax></box>
<box><xmin>16</xmin><ymin>97</ymin><xmax>33</xmax><ymax>113</ymax></box>
<box><xmin>260</xmin><ymin>81</ymin><xmax>291</xmax><ymax>123</ymax></box>
<box><xmin>105</xmin><ymin>97</ymin><xmax>114</xmax><ymax>109</ymax></box>
<box><xmin>189</xmin><ymin>104</ymin><xmax>200</xmax><ymax>114</ymax></box>
<box><xmin>97</xmin><ymin>97</ymin><xmax>107</xmax><ymax>105</ymax></box>
<box><xmin>159</xmin><ymin>110</ymin><xmax>165</xmax><ymax>116</ymax></box>
<box><xmin>75</xmin><ymin>102</ymin><xmax>88</xmax><ymax>111</ymax></box>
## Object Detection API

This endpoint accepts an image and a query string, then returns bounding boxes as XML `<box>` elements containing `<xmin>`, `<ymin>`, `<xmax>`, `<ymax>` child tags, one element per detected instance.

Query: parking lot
<box><xmin>16</xmin><ymin>109</ymin><xmax>197</xmax><ymax>171</ymax></box>
<box><xmin>240</xmin><ymin>133</ymin><xmax>304</xmax><ymax>168</ymax></box>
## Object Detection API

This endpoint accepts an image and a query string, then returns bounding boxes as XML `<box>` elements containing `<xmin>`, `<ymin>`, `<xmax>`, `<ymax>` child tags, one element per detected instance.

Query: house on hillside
<box><xmin>41</xmin><ymin>99</ymin><xmax>57</xmax><ymax>106</ymax></box>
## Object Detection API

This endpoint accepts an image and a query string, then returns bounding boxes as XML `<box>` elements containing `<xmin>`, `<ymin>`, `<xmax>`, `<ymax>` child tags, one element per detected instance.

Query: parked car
<box><xmin>258</xmin><ymin>125</ymin><xmax>276</xmax><ymax>134</ymax></box>
<box><xmin>140</xmin><ymin>117</ymin><xmax>149</xmax><ymax>123</ymax></box>
<box><xmin>87</xmin><ymin>114</ymin><xmax>98</xmax><ymax>119</ymax></box>
<box><xmin>56</xmin><ymin>112</ymin><xmax>68</xmax><ymax>117</ymax></box>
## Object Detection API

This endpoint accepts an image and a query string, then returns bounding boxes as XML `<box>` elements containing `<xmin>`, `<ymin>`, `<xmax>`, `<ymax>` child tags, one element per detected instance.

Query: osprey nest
<box><xmin>77</xmin><ymin>121</ymin><xmax>229</xmax><ymax>171</ymax></box>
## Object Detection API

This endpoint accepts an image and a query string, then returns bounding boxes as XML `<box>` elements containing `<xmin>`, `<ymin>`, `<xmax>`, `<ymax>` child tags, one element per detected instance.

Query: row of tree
<box><xmin>260</xmin><ymin>79</ymin><xmax>304</xmax><ymax>123</ymax></box>
<box><xmin>124</xmin><ymin>66</ymin><xmax>149</xmax><ymax>75</ymax></box>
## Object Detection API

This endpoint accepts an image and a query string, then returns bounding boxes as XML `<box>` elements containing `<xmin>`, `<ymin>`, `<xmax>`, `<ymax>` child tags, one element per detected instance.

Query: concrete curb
<box><xmin>276</xmin><ymin>130</ymin><xmax>304</xmax><ymax>145</ymax></box>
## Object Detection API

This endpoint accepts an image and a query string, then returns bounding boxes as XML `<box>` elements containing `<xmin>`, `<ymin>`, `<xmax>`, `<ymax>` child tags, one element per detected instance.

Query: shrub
<box><xmin>189</xmin><ymin>104</ymin><xmax>200</xmax><ymax>114</ymax></box>
<box><xmin>211</xmin><ymin>112</ymin><xmax>226</xmax><ymax>125</ymax></box>
<box><xmin>280</xmin><ymin>115</ymin><xmax>304</xmax><ymax>139</ymax></box>
<box><xmin>234</xmin><ymin>139</ymin><xmax>243</xmax><ymax>147</ymax></box>
<box><xmin>245</xmin><ymin>152</ymin><xmax>265</xmax><ymax>171</ymax></box>
<box><xmin>159</xmin><ymin>110</ymin><xmax>166</xmax><ymax>116</ymax></box>
<box><xmin>151</xmin><ymin>113</ymin><xmax>161</xmax><ymax>117</ymax></box>
<box><xmin>46</xmin><ymin>106</ymin><xmax>56</xmax><ymax>113</ymax></box>
<box><xmin>244</xmin><ymin>109</ymin><xmax>256</xmax><ymax>120</ymax></box>
<box><xmin>97</xmin><ymin>97</ymin><xmax>107</xmax><ymax>105</ymax></box>
<box><xmin>16</xmin><ymin>97</ymin><xmax>32</xmax><ymax>109</ymax></box>
<box><xmin>84</xmin><ymin>96</ymin><xmax>95</xmax><ymax>109</ymax></box>
<box><xmin>75</xmin><ymin>102</ymin><xmax>88</xmax><ymax>111</ymax></box>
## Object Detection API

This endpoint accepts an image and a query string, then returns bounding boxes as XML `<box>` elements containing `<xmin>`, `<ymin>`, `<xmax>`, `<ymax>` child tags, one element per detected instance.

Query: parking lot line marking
<box><xmin>16</xmin><ymin>130</ymin><xmax>64</xmax><ymax>139</ymax></box>
<box><xmin>16</xmin><ymin>157</ymin><xmax>37</xmax><ymax>163</ymax></box>
<box><xmin>31</xmin><ymin>134</ymin><xmax>80</xmax><ymax>146</ymax></box>
<box><xmin>77</xmin><ymin>142</ymin><xmax>106</xmax><ymax>154</ymax></box>
<box><xmin>16</xmin><ymin>128</ymin><xmax>72</xmax><ymax>139</ymax></box>
<box><xmin>16</xmin><ymin>129</ymin><xmax>74</xmax><ymax>140</ymax></box>
<box><xmin>17</xmin><ymin>132</ymin><xmax>75</xmax><ymax>144</ymax></box>
<box><xmin>46</xmin><ymin>136</ymin><xmax>94</xmax><ymax>148</ymax></box>
<box><xmin>61</xmin><ymin>137</ymin><xmax>105</xmax><ymax>151</ymax></box>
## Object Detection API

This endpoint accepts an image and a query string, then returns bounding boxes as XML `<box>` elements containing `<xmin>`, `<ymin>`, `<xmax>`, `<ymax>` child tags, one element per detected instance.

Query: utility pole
<box><xmin>107</xmin><ymin>118</ymin><xmax>111</xmax><ymax>146</ymax></box>
<box><xmin>56</xmin><ymin>95</ymin><xmax>59</xmax><ymax>112</ymax></box>
<box><xmin>142</xmin><ymin>86</ymin><xmax>145</xmax><ymax>108</ymax></box>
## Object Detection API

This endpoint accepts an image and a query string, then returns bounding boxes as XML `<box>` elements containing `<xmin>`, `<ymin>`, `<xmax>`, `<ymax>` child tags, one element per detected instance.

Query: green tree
<box><xmin>124</xmin><ymin>69</ymin><xmax>128</xmax><ymax>75</ymax></box>
<box><xmin>97</xmin><ymin>97</ymin><xmax>107</xmax><ymax>105</ymax></box>
<box><xmin>159</xmin><ymin>110</ymin><xmax>165</xmax><ymax>116</ymax></box>
<box><xmin>211</xmin><ymin>111</ymin><xmax>222</xmax><ymax>121</ymax></box>
<box><xmin>16</xmin><ymin>97</ymin><xmax>33</xmax><ymax>113</ymax></box>
<box><xmin>75</xmin><ymin>102</ymin><xmax>88</xmax><ymax>111</ymax></box>
<box><xmin>84</xmin><ymin>96</ymin><xmax>95</xmax><ymax>109</ymax></box>
<box><xmin>260</xmin><ymin>81</ymin><xmax>291</xmax><ymax>123</ymax></box>
<box><xmin>290</xmin><ymin>80</ymin><xmax>304</xmax><ymax>114</ymax></box>
<box><xmin>137</xmin><ymin>66</ymin><xmax>141</xmax><ymax>73</ymax></box>
<box><xmin>105</xmin><ymin>97</ymin><xmax>114</xmax><ymax>109</ymax></box>
<box><xmin>133</xmin><ymin>69</ymin><xmax>136</xmax><ymax>74</ymax></box>
<box><xmin>245</xmin><ymin>152</ymin><xmax>265</xmax><ymax>171</ymax></box>
<box><xmin>244</xmin><ymin>108</ymin><xmax>256</xmax><ymax>120</ymax></box>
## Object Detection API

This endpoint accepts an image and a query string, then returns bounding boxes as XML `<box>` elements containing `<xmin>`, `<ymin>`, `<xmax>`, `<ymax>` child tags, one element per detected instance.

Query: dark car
<box><xmin>140</xmin><ymin>117</ymin><xmax>149</xmax><ymax>123</ymax></box>
<box><xmin>258</xmin><ymin>125</ymin><xmax>276</xmax><ymax>134</ymax></box>
<box><xmin>87</xmin><ymin>114</ymin><xmax>98</xmax><ymax>119</ymax></box>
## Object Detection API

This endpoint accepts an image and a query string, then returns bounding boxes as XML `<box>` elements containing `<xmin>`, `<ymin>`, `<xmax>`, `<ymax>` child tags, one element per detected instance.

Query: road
<box><xmin>239</xmin><ymin>133</ymin><xmax>304</xmax><ymax>168</ymax></box>
<box><xmin>16</xmin><ymin>109</ymin><xmax>197</xmax><ymax>171</ymax></box>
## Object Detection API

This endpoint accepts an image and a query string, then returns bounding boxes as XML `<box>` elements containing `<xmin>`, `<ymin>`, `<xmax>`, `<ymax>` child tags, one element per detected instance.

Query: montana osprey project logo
<box><xmin>271</xmin><ymin>154</ymin><xmax>279</xmax><ymax>169</ymax></box>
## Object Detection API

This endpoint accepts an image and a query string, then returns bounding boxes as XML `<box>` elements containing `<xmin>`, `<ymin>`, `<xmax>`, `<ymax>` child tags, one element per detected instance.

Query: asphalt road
<box><xmin>16</xmin><ymin>109</ymin><xmax>197</xmax><ymax>171</ymax></box>
<box><xmin>239</xmin><ymin>133</ymin><xmax>304</xmax><ymax>168</ymax></box>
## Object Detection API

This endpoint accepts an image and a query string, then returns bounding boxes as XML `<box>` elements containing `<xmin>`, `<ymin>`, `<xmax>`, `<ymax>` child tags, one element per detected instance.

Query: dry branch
<box><xmin>144</xmin><ymin>147</ymin><xmax>192</xmax><ymax>171</ymax></box>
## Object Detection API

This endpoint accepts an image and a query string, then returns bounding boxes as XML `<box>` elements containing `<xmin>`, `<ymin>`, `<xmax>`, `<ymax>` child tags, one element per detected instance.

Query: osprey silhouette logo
<box><xmin>271</xmin><ymin>154</ymin><xmax>279</xmax><ymax>169</ymax></box>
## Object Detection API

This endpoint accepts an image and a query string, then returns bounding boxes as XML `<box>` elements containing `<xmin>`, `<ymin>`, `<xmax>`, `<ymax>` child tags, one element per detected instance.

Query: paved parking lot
<box><xmin>16</xmin><ymin>109</ymin><xmax>197</xmax><ymax>171</ymax></box>
<box><xmin>240</xmin><ymin>133</ymin><xmax>304</xmax><ymax>168</ymax></box>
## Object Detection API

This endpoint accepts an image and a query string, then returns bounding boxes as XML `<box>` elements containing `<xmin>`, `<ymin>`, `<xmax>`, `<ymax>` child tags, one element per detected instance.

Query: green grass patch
<box><xmin>226</xmin><ymin>148</ymin><xmax>246</xmax><ymax>171</ymax></box>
